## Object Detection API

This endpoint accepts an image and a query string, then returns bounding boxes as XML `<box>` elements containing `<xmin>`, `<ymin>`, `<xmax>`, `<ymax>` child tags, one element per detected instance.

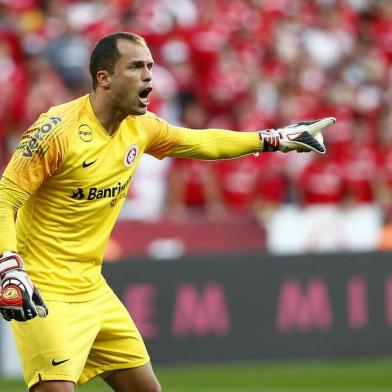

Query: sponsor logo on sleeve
<box><xmin>21</xmin><ymin>117</ymin><xmax>62</xmax><ymax>158</ymax></box>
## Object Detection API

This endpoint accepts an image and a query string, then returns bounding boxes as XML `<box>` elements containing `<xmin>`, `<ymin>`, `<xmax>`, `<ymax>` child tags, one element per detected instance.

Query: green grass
<box><xmin>2</xmin><ymin>357</ymin><xmax>392</xmax><ymax>391</ymax></box>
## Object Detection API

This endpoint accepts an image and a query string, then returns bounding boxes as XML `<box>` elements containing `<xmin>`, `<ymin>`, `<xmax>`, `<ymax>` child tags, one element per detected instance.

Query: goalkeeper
<box><xmin>0</xmin><ymin>32</ymin><xmax>335</xmax><ymax>392</ymax></box>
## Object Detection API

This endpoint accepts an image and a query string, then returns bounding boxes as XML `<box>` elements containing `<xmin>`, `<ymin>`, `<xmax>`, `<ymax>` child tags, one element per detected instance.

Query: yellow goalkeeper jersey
<box><xmin>3</xmin><ymin>95</ymin><xmax>260</xmax><ymax>301</ymax></box>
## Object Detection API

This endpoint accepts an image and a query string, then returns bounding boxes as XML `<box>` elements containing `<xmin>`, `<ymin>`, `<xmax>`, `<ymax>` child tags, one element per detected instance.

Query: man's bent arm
<box><xmin>0</xmin><ymin>177</ymin><xmax>30</xmax><ymax>252</ymax></box>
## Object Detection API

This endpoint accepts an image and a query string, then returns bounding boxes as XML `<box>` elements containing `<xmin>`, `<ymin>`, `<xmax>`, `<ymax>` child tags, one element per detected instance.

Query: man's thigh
<box><xmin>11</xmin><ymin>300</ymin><xmax>99</xmax><ymax>389</ymax></box>
<box><xmin>30</xmin><ymin>380</ymin><xmax>75</xmax><ymax>392</ymax></box>
<box><xmin>103</xmin><ymin>363</ymin><xmax>161</xmax><ymax>392</ymax></box>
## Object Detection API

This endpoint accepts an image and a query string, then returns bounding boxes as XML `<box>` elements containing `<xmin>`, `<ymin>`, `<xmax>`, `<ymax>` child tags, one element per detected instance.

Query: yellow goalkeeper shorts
<box><xmin>11</xmin><ymin>283</ymin><xmax>150</xmax><ymax>388</ymax></box>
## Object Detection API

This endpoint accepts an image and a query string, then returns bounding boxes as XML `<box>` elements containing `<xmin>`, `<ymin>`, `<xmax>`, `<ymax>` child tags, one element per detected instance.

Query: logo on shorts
<box><xmin>78</xmin><ymin>124</ymin><xmax>93</xmax><ymax>142</ymax></box>
<box><xmin>3</xmin><ymin>287</ymin><xmax>18</xmax><ymax>300</ymax></box>
<box><xmin>52</xmin><ymin>358</ymin><xmax>70</xmax><ymax>366</ymax></box>
<box><xmin>124</xmin><ymin>144</ymin><xmax>138</xmax><ymax>168</ymax></box>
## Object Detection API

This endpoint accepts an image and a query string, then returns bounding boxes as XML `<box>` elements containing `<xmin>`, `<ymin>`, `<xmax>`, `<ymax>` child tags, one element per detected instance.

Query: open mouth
<box><xmin>138</xmin><ymin>87</ymin><xmax>153</xmax><ymax>106</ymax></box>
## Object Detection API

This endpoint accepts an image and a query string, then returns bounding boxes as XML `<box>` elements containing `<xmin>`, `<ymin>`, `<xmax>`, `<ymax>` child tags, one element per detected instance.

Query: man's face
<box><xmin>109</xmin><ymin>39</ymin><xmax>154</xmax><ymax>115</ymax></box>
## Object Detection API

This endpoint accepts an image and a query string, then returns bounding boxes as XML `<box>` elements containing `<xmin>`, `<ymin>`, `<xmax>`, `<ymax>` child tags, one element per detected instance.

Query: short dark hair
<box><xmin>89</xmin><ymin>32</ymin><xmax>146</xmax><ymax>90</ymax></box>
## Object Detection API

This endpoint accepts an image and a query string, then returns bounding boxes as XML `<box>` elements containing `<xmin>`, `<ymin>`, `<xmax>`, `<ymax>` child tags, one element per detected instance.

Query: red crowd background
<box><xmin>1</xmin><ymin>0</ymin><xmax>392</xmax><ymax>252</ymax></box>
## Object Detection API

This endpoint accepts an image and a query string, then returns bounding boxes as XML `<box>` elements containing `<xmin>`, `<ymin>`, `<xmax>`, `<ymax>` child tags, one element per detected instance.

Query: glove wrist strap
<box><xmin>258</xmin><ymin>130</ymin><xmax>279</xmax><ymax>152</ymax></box>
<box><xmin>0</xmin><ymin>252</ymin><xmax>24</xmax><ymax>277</ymax></box>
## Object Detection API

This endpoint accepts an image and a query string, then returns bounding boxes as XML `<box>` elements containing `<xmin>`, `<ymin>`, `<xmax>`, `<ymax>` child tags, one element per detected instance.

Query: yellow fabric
<box><xmin>2</xmin><ymin>94</ymin><xmax>261</xmax><ymax>301</ymax></box>
<box><xmin>0</xmin><ymin>177</ymin><xmax>30</xmax><ymax>252</ymax></box>
<box><xmin>12</xmin><ymin>283</ymin><xmax>149</xmax><ymax>388</ymax></box>
<box><xmin>140</xmin><ymin>113</ymin><xmax>261</xmax><ymax>159</ymax></box>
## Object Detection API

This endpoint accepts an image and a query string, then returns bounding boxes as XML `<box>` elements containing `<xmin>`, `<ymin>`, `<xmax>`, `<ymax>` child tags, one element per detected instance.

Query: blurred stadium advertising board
<box><xmin>2</xmin><ymin>251</ymin><xmax>392</xmax><ymax>377</ymax></box>
<box><xmin>104</xmin><ymin>251</ymin><xmax>392</xmax><ymax>364</ymax></box>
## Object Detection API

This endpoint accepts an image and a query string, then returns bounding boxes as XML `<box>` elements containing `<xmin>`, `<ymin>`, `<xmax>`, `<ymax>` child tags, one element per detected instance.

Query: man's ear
<box><xmin>96</xmin><ymin>70</ymin><xmax>112</xmax><ymax>90</ymax></box>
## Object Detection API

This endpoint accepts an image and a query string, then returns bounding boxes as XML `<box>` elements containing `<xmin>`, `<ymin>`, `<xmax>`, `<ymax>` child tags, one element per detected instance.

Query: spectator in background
<box><xmin>341</xmin><ymin>117</ymin><xmax>379</xmax><ymax>206</ymax></box>
<box><xmin>45</xmin><ymin>22</ymin><xmax>91</xmax><ymax>93</ymax></box>
<box><xmin>214</xmin><ymin>152</ymin><xmax>288</xmax><ymax>224</ymax></box>
<box><xmin>167</xmin><ymin>158</ymin><xmax>225</xmax><ymax>221</ymax></box>
<box><xmin>0</xmin><ymin>38</ymin><xmax>28</xmax><ymax>169</ymax></box>
<box><xmin>215</xmin><ymin>155</ymin><xmax>262</xmax><ymax>219</ymax></box>
<box><xmin>377</xmin><ymin>114</ymin><xmax>392</xmax><ymax>253</ymax></box>
<box><xmin>166</xmin><ymin>97</ymin><xmax>227</xmax><ymax>221</ymax></box>
<box><xmin>252</xmin><ymin>152</ymin><xmax>288</xmax><ymax>225</ymax></box>
<box><xmin>294</xmin><ymin>151</ymin><xmax>346</xmax><ymax>207</ymax></box>
<box><xmin>375</xmin><ymin>113</ymin><xmax>392</xmax><ymax>213</ymax></box>
<box><xmin>23</xmin><ymin>55</ymin><xmax>72</xmax><ymax>125</ymax></box>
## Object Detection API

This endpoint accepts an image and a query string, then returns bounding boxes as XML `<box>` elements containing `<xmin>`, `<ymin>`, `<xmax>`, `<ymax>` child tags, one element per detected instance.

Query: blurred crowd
<box><xmin>1</xmin><ymin>0</ymin><xmax>392</xmax><ymax>230</ymax></box>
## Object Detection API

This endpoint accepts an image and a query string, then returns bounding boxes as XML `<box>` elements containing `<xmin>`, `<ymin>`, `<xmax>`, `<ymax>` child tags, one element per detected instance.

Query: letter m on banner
<box><xmin>172</xmin><ymin>282</ymin><xmax>230</xmax><ymax>337</ymax></box>
<box><xmin>276</xmin><ymin>278</ymin><xmax>333</xmax><ymax>333</ymax></box>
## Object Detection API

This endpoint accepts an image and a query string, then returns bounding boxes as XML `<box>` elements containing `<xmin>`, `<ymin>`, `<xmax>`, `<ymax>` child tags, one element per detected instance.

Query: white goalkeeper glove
<box><xmin>259</xmin><ymin>117</ymin><xmax>336</xmax><ymax>154</ymax></box>
<box><xmin>0</xmin><ymin>251</ymin><xmax>48</xmax><ymax>321</ymax></box>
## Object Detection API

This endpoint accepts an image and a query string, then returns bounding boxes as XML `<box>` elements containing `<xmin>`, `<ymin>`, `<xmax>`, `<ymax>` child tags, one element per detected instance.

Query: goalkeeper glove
<box><xmin>259</xmin><ymin>117</ymin><xmax>336</xmax><ymax>154</ymax></box>
<box><xmin>0</xmin><ymin>251</ymin><xmax>48</xmax><ymax>321</ymax></box>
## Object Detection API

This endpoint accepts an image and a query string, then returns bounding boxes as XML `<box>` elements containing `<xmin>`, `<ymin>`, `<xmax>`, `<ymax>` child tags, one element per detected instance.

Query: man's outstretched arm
<box><xmin>142</xmin><ymin>113</ymin><xmax>335</xmax><ymax>160</ymax></box>
<box><xmin>168</xmin><ymin>127</ymin><xmax>263</xmax><ymax>160</ymax></box>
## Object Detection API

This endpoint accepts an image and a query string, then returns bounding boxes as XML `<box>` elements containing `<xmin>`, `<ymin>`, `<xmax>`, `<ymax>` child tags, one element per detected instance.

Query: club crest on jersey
<box><xmin>78</xmin><ymin>124</ymin><xmax>93</xmax><ymax>142</ymax></box>
<box><xmin>124</xmin><ymin>145</ymin><xmax>138</xmax><ymax>168</ymax></box>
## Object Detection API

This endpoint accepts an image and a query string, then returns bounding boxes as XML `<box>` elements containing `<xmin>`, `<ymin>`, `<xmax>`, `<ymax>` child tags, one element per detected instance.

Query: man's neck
<box><xmin>89</xmin><ymin>92</ymin><xmax>126</xmax><ymax>136</ymax></box>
